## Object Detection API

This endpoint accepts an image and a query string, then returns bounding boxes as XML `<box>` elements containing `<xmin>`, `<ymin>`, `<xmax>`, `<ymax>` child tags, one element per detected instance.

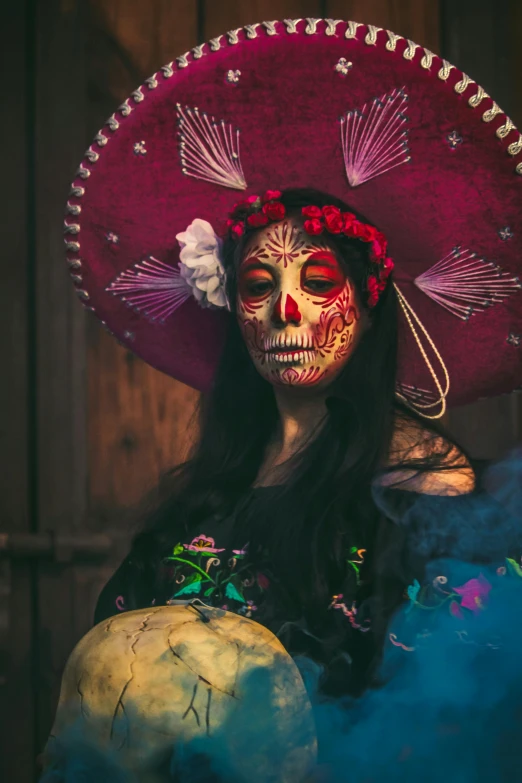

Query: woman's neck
<box><xmin>253</xmin><ymin>388</ymin><xmax>329</xmax><ymax>487</ymax></box>
<box><xmin>272</xmin><ymin>387</ymin><xmax>328</xmax><ymax>454</ymax></box>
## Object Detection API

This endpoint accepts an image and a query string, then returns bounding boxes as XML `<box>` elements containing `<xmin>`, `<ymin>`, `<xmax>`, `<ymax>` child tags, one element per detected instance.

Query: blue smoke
<box><xmin>41</xmin><ymin>447</ymin><xmax>522</xmax><ymax>782</ymax></box>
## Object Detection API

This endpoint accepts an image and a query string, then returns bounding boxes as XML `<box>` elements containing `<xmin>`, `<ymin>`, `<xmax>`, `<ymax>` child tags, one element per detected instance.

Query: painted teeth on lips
<box><xmin>263</xmin><ymin>333</ymin><xmax>314</xmax><ymax>351</ymax></box>
<box><xmin>272</xmin><ymin>350</ymin><xmax>316</xmax><ymax>364</ymax></box>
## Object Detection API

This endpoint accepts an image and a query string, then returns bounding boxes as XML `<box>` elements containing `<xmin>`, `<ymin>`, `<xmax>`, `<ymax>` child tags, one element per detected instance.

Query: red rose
<box><xmin>341</xmin><ymin>212</ymin><xmax>357</xmax><ymax>232</ymax></box>
<box><xmin>344</xmin><ymin>220</ymin><xmax>365</xmax><ymax>238</ymax></box>
<box><xmin>262</xmin><ymin>201</ymin><xmax>286</xmax><ymax>220</ymax></box>
<box><xmin>303</xmin><ymin>218</ymin><xmax>324</xmax><ymax>235</ymax></box>
<box><xmin>367</xmin><ymin>275</ymin><xmax>379</xmax><ymax>292</ymax></box>
<box><xmin>231</xmin><ymin>222</ymin><xmax>245</xmax><ymax>238</ymax></box>
<box><xmin>322</xmin><ymin>206</ymin><xmax>344</xmax><ymax>233</ymax></box>
<box><xmin>247</xmin><ymin>212</ymin><xmax>269</xmax><ymax>227</ymax></box>
<box><xmin>321</xmin><ymin>205</ymin><xmax>341</xmax><ymax>218</ymax></box>
<box><xmin>371</xmin><ymin>232</ymin><xmax>388</xmax><ymax>259</ymax></box>
<box><xmin>383</xmin><ymin>257</ymin><xmax>394</xmax><ymax>272</ymax></box>
<box><xmin>246</xmin><ymin>194</ymin><xmax>261</xmax><ymax>205</ymax></box>
<box><xmin>358</xmin><ymin>224</ymin><xmax>378</xmax><ymax>242</ymax></box>
<box><xmin>302</xmin><ymin>205</ymin><xmax>322</xmax><ymax>218</ymax></box>
<box><xmin>262</xmin><ymin>190</ymin><xmax>282</xmax><ymax>202</ymax></box>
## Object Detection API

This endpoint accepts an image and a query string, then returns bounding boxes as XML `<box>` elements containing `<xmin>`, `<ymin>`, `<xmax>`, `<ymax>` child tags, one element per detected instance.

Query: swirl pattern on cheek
<box><xmin>241</xmin><ymin>316</ymin><xmax>267</xmax><ymax>365</ymax></box>
<box><xmin>314</xmin><ymin>286</ymin><xmax>359</xmax><ymax>359</ymax></box>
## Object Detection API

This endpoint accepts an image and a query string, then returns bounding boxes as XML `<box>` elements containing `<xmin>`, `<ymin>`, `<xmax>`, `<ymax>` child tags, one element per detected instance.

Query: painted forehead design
<box><xmin>242</xmin><ymin>220</ymin><xmax>334</xmax><ymax>269</ymax></box>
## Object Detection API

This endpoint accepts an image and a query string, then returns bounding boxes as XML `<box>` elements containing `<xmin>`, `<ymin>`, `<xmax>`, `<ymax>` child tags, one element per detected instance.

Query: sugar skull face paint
<box><xmin>237</xmin><ymin>218</ymin><xmax>369</xmax><ymax>389</ymax></box>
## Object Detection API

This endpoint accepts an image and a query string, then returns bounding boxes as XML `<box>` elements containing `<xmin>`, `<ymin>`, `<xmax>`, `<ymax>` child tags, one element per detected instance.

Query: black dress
<box><xmin>94</xmin><ymin>458</ymin><xmax>516</xmax><ymax>700</ymax></box>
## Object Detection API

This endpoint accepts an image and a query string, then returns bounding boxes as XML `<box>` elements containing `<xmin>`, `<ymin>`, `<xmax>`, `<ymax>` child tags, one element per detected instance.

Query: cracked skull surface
<box><xmin>42</xmin><ymin>604</ymin><xmax>317</xmax><ymax>782</ymax></box>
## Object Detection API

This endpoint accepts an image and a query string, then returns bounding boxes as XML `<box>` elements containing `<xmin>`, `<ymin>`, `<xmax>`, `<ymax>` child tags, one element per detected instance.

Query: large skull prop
<box><xmin>42</xmin><ymin>603</ymin><xmax>318</xmax><ymax>782</ymax></box>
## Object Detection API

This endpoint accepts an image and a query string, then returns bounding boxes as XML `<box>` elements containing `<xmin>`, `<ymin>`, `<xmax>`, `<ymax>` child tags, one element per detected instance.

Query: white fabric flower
<box><xmin>175</xmin><ymin>219</ymin><xmax>228</xmax><ymax>309</ymax></box>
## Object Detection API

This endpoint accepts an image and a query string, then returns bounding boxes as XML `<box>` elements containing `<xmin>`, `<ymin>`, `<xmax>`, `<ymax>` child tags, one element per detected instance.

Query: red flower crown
<box><xmin>226</xmin><ymin>190</ymin><xmax>394</xmax><ymax>308</ymax></box>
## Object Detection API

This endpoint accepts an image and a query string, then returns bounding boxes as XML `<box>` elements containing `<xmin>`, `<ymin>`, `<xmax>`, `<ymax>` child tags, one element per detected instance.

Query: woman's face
<box><xmin>236</xmin><ymin>216</ymin><xmax>369</xmax><ymax>390</ymax></box>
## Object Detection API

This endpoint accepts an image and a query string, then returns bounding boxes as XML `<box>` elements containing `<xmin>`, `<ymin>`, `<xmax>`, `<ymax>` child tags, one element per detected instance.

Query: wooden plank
<box><xmin>0</xmin><ymin>2</ymin><xmax>35</xmax><ymax>780</ymax></box>
<box><xmin>33</xmin><ymin>0</ymin><xmax>90</xmax><ymax>755</ymax></box>
<box><xmin>325</xmin><ymin>0</ymin><xmax>440</xmax><ymax>54</ymax></box>
<box><xmin>440</xmin><ymin>0</ymin><xmax>522</xmax><ymax>457</ymax></box>
<box><xmin>203</xmin><ymin>0</ymin><xmax>324</xmax><ymax>40</ymax></box>
<box><xmin>88</xmin><ymin>333</ymin><xmax>198</xmax><ymax>512</ymax></box>
<box><xmin>86</xmin><ymin>0</ymin><xmax>200</xmax><ymax>518</ymax></box>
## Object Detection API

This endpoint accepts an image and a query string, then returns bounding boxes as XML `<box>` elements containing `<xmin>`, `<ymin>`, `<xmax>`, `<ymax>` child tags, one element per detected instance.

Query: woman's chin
<box><xmin>261</xmin><ymin>363</ymin><xmax>330</xmax><ymax>389</ymax></box>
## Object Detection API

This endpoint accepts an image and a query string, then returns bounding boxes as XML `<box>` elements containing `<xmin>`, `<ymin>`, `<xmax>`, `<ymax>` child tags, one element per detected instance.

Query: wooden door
<box><xmin>1</xmin><ymin>2</ymin><xmax>520</xmax><ymax>781</ymax></box>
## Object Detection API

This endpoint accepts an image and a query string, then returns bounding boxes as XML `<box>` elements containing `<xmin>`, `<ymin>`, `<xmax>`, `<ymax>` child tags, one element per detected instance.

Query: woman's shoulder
<box><xmin>376</xmin><ymin>414</ymin><xmax>476</xmax><ymax>496</ymax></box>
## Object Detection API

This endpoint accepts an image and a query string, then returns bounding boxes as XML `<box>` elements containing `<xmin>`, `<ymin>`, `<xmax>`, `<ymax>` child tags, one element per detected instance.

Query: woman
<box><xmin>59</xmin><ymin>17</ymin><xmax>522</xmax><ymax>775</ymax></box>
<box><xmin>94</xmin><ymin>186</ymin><xmax>478</xmax><ymax>698</ymax></box>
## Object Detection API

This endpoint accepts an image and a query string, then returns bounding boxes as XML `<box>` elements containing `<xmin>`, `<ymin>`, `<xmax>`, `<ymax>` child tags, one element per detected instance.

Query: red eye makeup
<box><xmin>300</xmin><ymin>251</ymin><xmax>346</xmax><ymax>297</ymax></box>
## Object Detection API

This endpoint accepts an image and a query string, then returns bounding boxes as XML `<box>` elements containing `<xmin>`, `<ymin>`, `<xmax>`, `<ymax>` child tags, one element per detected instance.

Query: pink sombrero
<box><xmin>64</xmin><ymin>18</ymin><xmax>522</xmax><ymax>418</ymax></box>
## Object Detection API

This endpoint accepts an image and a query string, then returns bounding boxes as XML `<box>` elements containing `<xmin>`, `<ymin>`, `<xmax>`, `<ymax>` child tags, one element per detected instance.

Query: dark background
<box><xmin>1</xmin><ymin>0</ymin><xmax>521</xmax><ymax>780</ymax></box>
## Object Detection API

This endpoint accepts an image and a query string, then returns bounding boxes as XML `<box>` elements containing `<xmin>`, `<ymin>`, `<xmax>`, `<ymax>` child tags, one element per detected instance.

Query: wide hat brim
<box><xmin>65</xmin><ymin>19</ymin><xmax>522</xmax><ymax>415</ymax></box>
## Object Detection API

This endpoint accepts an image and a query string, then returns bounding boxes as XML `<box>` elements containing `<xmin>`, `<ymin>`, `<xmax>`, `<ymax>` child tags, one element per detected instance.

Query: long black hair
<box><xmin>132</xmin><ymin>188</ymin><xmax>472</xmax><ymax>624</ymax></box>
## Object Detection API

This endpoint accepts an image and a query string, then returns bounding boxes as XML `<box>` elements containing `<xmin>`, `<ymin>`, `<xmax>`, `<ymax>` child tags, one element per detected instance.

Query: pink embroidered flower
<box><xmin>232</xmin><ymin>546</ymin><xmax>248</xmax><ymax>556</ymax></box>
<box><xmin>454</xmin><ymin>574</ymin><xmax>492</xmax><ymax>614</ymax></box>
<box><xmin>329</xmin><ymin>594</ymin><xmax>371</xmax><ymax>632</ymax></box>
<box><xmin>184</xmin><ymin>534</ymin><xmax>225</xmax><ymax>554</ymax></box>
<box><xmin>450</xmin><ymin>600</ymin><xmax>464</xmax><ymax>619</ymax></box>
<box><xmin>257</xmin><ymin>572</ymin><xmax>270</xmax><ymax>590</ymax></box>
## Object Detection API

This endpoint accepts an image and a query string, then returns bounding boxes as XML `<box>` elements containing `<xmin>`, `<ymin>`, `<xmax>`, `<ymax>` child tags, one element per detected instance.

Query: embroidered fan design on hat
<box><xmin>396</xmin><ymin>383</ymin><xmax>441</xmax><ymax>409</ymax></box>
<box><xmin>176</xmin><ymin>104</ymin><xmax>247</xmax><ymax>190</ymax></box>
<box><xmin>414</xmin><ymin>246</ymin><xmax>521</xmax><ymax>320</ymax></box>
<box><xmin>341</xmin><ymin>87</ymin><xmax>410</xmax><ymax>187</ymax></box>
<box><xmin>106</xmin><ymin>256</ymin><xmax>191</xmax><ymax>323</ymax></box>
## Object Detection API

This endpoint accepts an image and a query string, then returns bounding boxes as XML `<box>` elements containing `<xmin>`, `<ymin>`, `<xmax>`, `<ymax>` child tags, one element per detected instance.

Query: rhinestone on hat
<box><xmin>133</xmin><ymin>141</ymin><xmax>147</xmax><ymax>156</ymax></box>
<box><xmin>226</xmin><ymin>69</ymin><xmax>241</xmax><ymax>84</ymax></box>
<box><xmin>335</xmin><ymin>58</ymin><xmax>353</xmax><ymax>76</ymax></box>
<box><xmin>446</xmin><ymin>130</ymin><xmax>463</xmax><ymax>149</ymax></box>
<box><xmin>498</xmin><ymin>226</ymin><xmax>514</xmax><ymax>241</ymax></box>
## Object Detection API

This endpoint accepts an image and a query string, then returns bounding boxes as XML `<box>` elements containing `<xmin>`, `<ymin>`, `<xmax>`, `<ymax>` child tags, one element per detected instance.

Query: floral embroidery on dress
<box><xmin>390</xmin><ymin>557</ymin><xmax>522</xmax><ymax>652</ymax></box>
<box><xmin>164</xmin><ymin>533</ymin><xmax>269</xmax><ymax>616</ymax></box>
<box><xmin>327</xmin><ymin>545</ymin><xmax>370</xmax><ymax>632</ymax></box>
<box><xmin>329</xmin><ymin>594</ymin><xmax>371</xmax><ymax>632</ymax></box>
<box><xmin>346</xmin><ymin>546</ymin><xmax>366</xmax><ymax>586</ymax></box>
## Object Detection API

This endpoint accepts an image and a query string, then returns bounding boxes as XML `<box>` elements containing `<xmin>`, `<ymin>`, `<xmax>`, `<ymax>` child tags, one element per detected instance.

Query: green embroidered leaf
<box><xmin>173</xmin><ymin>578</ymin><xmax>202</xmax><ymax>597</ymax></box>
<box><xmin>225</xmin><ymin>582</ymin><xmax>245</xmax><ymax>603</ymax></box>
<box><xmin>204</xmin><ymin>587</ymin><xmax>215</xmax><ymax>597</ymax></box>
<box><xmin>506</xmin><ymin>558</ymin><xmax>522</xmax><ymax>578</ymax></box>
<box><xmin>172</xmin><ymin>543</ymin><xmax>184</xmax><ymax>556</ymax></box>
